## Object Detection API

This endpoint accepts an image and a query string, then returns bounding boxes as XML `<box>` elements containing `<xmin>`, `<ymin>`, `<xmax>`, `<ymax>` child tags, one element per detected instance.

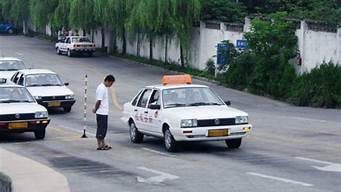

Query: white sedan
<box><xmin>0</xmin><ymin>80</ymin><xmax>50</xmax><ymax>139</ymax></box>
<box><xmin>0</xmin><ymin>57</ymin><xmax>26</xmax><ymax>80</ymax></box>
<box><xmin>10</xmin><ymin>69</ymin><xmax>76</xmax><ymax>112</ymax></box>
<box><xmin>122</xmin><ymin>75</ymin><xmax>252</xmax><ymax>152</ymax></box>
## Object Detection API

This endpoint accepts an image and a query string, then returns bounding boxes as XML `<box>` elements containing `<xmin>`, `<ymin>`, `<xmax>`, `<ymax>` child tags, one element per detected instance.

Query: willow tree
<box><xmin>52</xmin><ymin>0</ymin><xmax>70</xmax><ymax>30</ymax></box>
<box><xmin>10</xmin><ymin>0</ymin><xmax>30</xmax><ymax>32</ymax></box>
<box><xmin>69</xmin><ymin>0</ymin><xmax>95</xmax><ymax>36</ymax></box>
<box><xmin>0</xmin><ymin>0</ymin><xmax>13</xmax><ymax>22</ymax></box>
<box><xmin>30</xmin><ymin>0</ymin><xmax>58</xmax><ymax>31</ymax></box>
<box><xmin>127</xmin><ymin>0</ymin><xmax>176</xmax><ymax>62</ymax></box>
<box><xmin>171</xmin><ymin>0</ymin><xmax>201</xmax><ymax>67</ymax></box>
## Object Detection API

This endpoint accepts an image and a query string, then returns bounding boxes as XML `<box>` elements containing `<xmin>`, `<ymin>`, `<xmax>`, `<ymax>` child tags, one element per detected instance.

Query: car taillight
<box><xmin>92</xmin><ymin>44</ymin><xmax>96</xmax><ymax>48</ymax></box>
<box><xmin>73</xmin><ymin>44</ymin><xmax>76</xmax><ymax>48</ymax></box>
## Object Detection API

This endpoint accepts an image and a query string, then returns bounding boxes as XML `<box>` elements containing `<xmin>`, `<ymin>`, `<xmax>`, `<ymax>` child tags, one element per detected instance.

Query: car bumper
<box><xmin>71</xmin><ymin>49</ymin><xmax>95</xmax><ymax>53</ymax></box>
<box><xmin>0</xmin><ymin>119</ymin><xmax>50</xmax><ymax>133</ymax></box>
<box><xmin>171</xmin><ymin>124</ymin><xmax>252</xmax><ymax>141</ymax></box>
<box><xmin>37</xmin><ymin>100</ymin><xmax>76</xmax><ymax>108</ymax></box>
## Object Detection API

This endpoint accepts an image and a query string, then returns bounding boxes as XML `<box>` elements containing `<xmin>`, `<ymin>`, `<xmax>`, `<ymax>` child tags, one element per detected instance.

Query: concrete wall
<box><xmin>43</xmin><ymin>18</ymin><xmax>341</xmax><ymax>73</ymax></box>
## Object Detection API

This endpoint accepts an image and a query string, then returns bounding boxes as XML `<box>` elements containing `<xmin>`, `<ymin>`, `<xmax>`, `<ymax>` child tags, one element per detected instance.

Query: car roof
<box><xmin>0</xmin><ymin>84</ymin><xmax>23</xmax><ymax>88</ymax></box>
<box><xmin>68</xmin><ymin>36</ymin><xmax>89</xmax><ymax>38</ymax></box>
<box><xmin>146</xmin><ymin>84</ymin><xmax>208</xmax><ymax>90</ymax></box>
<box><xmin>18</xmin><ymin>69</ymin><xmax>56</xmax><ymax>75</ymax></box>
<box><xmin>0</xmin><ymin>57</ymin><xmax>22</xmax><ymax>61</ymax></box>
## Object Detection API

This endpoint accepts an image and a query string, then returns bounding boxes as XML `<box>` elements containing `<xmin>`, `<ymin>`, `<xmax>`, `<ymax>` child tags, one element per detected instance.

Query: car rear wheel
<box><xmin>129</xmin><ymin>122</ymin><xmax>143</xmax><ymax>143</ymax></box>
<box><xmin>225</xmin><ymin>138</ymin><xmax>242</xmax><ymax>149</ymax></box>
<box><xmin>164</xmin><ymin>129</ymin><xmax>177</xmax><ymax>152</ymax></box>
<box><xmin>87</xmin><ymin>52</ymin><xmax>93</xmax><ymax>57</ymax></box>
<box><xmin>8</xmin><ymin>29</ymin><xmax>14</xmax><ymax>34</ymax></box>
<box><xmin>64</xmin><ymin>107</ymin><xmax>72</xmax><ymax>113</ymax></box>
<box><xmin>34</xmin><ymin>129</ymin><xmax>46</xmax><ymax>140</ymax></box>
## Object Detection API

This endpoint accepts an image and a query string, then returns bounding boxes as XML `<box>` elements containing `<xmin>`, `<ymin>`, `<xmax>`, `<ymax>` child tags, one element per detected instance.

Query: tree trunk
<box><xmin>180</xmin><ymin>43</ymin><xmax>185</xmax><ymax>67</ymax></box>
<box><xmin>149</xmin><ymin>34</ymin><xmax>153</xmax><ymax>61</ymax></box>
<box><xmin>101</xmin><ymin>27</ymin><xmax>105</xmax><ymax>49</ymax></box>
<box><xmin>122</xmin><ymin>28</ymin><xmax>127</xmax><ymax>55</ymax></box>
<box><xmin>165</xmin><ymin>35</ymin><xmax>168</xmax><ymax>64</ymax></box>
<box><xmin>107</xmin><ymin>27</ymin><xmax>114</xmax><ymax>54</ymax></box>
<box><xmin>136</xmin><ymin>31</ymin><xmax>140</xmax><ymax>57</ymax></box>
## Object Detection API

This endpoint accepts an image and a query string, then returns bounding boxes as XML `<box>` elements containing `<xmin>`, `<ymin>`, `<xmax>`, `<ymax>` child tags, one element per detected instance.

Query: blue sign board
<box><xmin>236</xmin><ymin>40</ymin><xmax>247</xmax><ymax>49</ymax></box>
<box><xmin>217</xmin><ymin>43</ymin><xmax>229</xmax><ymax>65</ymax></box>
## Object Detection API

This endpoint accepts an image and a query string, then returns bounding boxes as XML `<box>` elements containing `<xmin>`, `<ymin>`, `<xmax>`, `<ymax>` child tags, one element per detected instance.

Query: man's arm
<box><xmin>92</xmin><ymin>100</ymin><xmax>101</xmax><ymax>113</ymax></box>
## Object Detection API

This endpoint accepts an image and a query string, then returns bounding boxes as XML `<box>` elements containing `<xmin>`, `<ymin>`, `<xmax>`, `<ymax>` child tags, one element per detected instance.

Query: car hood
<box><xmin>0</xmin><ymin>71</ymin><xmax>16</xmax><ymax>80</ymax></box>
<box><xmin>164</xmin><ymin>105</ymin><xmax>248</xmax><ymax>120</ymax></box>
<box><xmin>0</xmin><ymin>103</ymin><xmax>47</xmax><ymax>115</ymax></box>
<box><xmin>27</xmin><ymin>86</ymin><xmax>74</xmax><ymax>97</ymax></box>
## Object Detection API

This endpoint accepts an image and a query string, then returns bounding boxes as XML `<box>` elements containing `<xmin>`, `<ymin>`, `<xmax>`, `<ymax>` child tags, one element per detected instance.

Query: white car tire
<box><xmin>8</xmin><ymin>29</ymin><xmax>14</xmax><ymax>34</ymax></box>
<box><xmin>67</xmin><ymin>49</ymin><xmax>73</xmax><ymax>57</ymax></box>
<box><xmin>225</xmin><ymin>138</ymin><xmax>242</xmax><ymax>149</ymax></box>
<box><xmin>56</xmin><ymin>48</ymin><xmax>61</xmax><ymax>55</ymax></box>
<box><xmin>129</xmin><ymin>122</ymin><xmax>143</xmax><ymax>143</ymax></box>
<box><xmin>164</xmin><ymin>129</ymin><xmax>177</xmax><ymax>152</ymax></box>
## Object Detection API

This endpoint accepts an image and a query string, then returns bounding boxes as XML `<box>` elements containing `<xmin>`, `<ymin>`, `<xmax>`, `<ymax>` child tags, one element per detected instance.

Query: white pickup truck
<box><xmin>55</xmin><ymin>36</ymin><xmax>96</xmax><ymax>57</ymax></box>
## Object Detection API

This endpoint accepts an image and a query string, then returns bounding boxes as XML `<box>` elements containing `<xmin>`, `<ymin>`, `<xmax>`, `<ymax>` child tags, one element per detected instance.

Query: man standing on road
<box><xmin>93</xmin><ymin>75</ymin><xmax>116</xmax><ymax>150</ymax></box>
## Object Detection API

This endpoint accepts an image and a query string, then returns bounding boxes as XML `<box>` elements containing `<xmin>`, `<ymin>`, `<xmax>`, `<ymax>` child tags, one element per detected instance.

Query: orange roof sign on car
<box><xmin>162</xmin><ymin>75</ymin><xmax>192</xmax><ymax>85</ymax></box>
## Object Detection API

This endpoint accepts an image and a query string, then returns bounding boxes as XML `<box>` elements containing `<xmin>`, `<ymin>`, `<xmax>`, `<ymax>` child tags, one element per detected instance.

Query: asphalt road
<box><xmin>1</xmin><ymin>35</ymin><xmax>341</xmax><ymax>192</ymax></box>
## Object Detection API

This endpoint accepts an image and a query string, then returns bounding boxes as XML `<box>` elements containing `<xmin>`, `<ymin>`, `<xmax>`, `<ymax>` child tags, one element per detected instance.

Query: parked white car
<box><xmin>122</xmin><ymin>75</ymin><xmax>252</xmax><ymax>152</ymax></box>
<box><xmin>0</xmin><ymin>79</ymin><xmax>50</xmax><ymax>139</ymax></box>
<box><xmin>0</xmin><ymin>57</ymin><xmax>26</xmax><ymax>80</ymax></box>
<box><xmin>55</xmin><ymin>36</ymin><xmax>96</xmax><ymax>57</ymax></box>
<box><xmin>10</xmin><ymin>69</ymin><xmax>76</xmax><ymax>112</ymax></box>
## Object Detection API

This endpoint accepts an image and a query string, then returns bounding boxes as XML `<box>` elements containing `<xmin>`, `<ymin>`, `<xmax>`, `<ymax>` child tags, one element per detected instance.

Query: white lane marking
<box><xmin>142</xmin><ymin>147</ymin><xmax>176</xmax><ymax>157</ymax></box>
<box><xmin>137</xmin><ymin>166</ymin><xmax>179</xmax><ymax>184</ymax></box>
<box><xmin>15</xmin><ymin>52</ymin><xmax>23</xmax><ymax>56</ymax></box>
<box><xmin>289</xmin><ymin>116</ymin><xmax>328</xmax><ymax>123</ymax></box>
<box><xmin>296</xmin><ymin>157</ymin><xmax>341</xmax><ymax>173</ymax></box>
<box><xmin>246</xmin><ymin>172</ymin><xmax>313</xmax><ymax>187</ymax></box>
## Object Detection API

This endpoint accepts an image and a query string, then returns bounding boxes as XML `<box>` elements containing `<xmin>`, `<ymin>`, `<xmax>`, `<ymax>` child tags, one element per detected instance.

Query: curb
<box><xmin>0</xmin><ymin>172</ymin><xmax>12</xmax><ymax>192</ymax></box>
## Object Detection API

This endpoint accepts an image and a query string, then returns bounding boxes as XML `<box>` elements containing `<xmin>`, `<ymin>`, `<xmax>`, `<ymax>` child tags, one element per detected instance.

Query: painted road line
<box><xmin>246</xmin><ymin>172</ymin><xmax>313</xmax><ymax>187</ymax></box>
<box><xmin>142</xmin><ymin>147</ymin><xmax>176</xmax><ymax>157</ymax></box>
<box><xmin>15</xmin><ymin>52</ymin><xmax>23</xmax><ymax>56</ymax></box>
<box><xmin>296</xmin><ymin>157</ymin><xmax>341</xmax><ymax>173</ymax></box>
<box><xmin>137</xmin><ymin>166</ymin><xmax>179</xmax><ymax>184</ymax></box>
<box><xmin>289</xmin><ymin>116</ymin><xmax>328</xmax><ymax>123</ymax></box>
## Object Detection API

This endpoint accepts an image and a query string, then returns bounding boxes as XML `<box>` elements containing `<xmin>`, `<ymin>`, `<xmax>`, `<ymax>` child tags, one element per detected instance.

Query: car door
<box><xmin>61</xmin><ymin>37</ymin><xmax>69</xmax><ymax>51</ymax></box>
<box><xmin>146</xmin><ymin>89</ymin><xmax>163</xmax><ymax>135</ymax></box>
<box><xmin>135</xmin><ymin>89</ymin><xmax>153</xmax><ymax>131</ymax></box>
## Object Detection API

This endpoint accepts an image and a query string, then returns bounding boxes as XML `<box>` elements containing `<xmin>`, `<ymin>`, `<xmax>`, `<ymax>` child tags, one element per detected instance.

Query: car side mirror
<box><xmin>224</xmin><ymin>101</ymin><xmax>231</xmax><ymax>106</ymax></box>
<box><xmin>149</xmin><ymin>104</ymin><xmax>161</xmax><ymax>110</ymax></box>
<box><xmin>64</xmin><ymin>82</ymin><xmax>69</xmax><ymax>86</ymax></box>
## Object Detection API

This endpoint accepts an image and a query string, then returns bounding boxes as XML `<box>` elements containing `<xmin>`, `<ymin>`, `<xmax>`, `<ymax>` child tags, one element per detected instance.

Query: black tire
<box><xmin>34</xmin><ymin>129</ymin><xmax>46</xmax><ymax>140</ymax></box>
<box><xmin>64</xmin><ymin>106</ymin><xmax>72</xmax><ymax>113</ymax></box>
<box><xmin>164</xmin><ymin>129</ymin><xmax>177</xmax><ymax>152</ymax></box>
<box><xmin>56</xmin><ymin>47</ymin><xmax>61</xmax><ymax>55</ymax></box>
<box><xmin>67</xmin><ymin>49</ymin><xmax>73</xmax><ymax>57</ymax></box>
<box><xmin>129</xmin><ymin>121</ymin><xmax>143</xmax><ymax>143</ymax></box>
<box><xmin>225</xmin><ymin>138</ymin><xmax>242</xmax><ymax>149</ymax></box>
<box><xmin>87</xmin><ymin>52</ymin><xmax>93</xmax><ymax>57</ymax></box>
<box><xmin>8</xmin><ymin>29</ymin><xmax>14</xmax><ymax>34</ymax></box>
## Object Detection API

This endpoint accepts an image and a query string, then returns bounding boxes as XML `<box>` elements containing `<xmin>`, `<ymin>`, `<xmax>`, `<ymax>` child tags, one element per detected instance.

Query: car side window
<box><xmin>132</xmin><ymin>90</ymin><xmax>143</xmax><ymax>106</ymax></box>
<box><xmin>13</xmin><ymin>73</ymin><xmax>21</xmax><ymax>84</ymax></box>
<box><xmin>65</xmin><ymin>38</ymin><xmax>70</xmax><ymax>44</ymax></box>
<box><xmin>137</xmin><ymin>89</ymin><xmax>152</xmax><ymax>108</ymax></box>
<box><xmin>11</xmin><ymin>72</ymin><xmax>19</xmax><ymax>82</ymax></box>
<box><xmin>18</xmin><ymin>74</ymin><xmax>24</xmax><ymax>86</ymax></box>
<box><xmin>148</xmin><ymin>90</ymin><xmax>161</xmax><ymax>108</ymax></box>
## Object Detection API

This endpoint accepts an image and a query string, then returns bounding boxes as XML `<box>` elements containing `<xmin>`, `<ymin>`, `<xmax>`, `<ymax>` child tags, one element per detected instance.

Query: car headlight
<box><xmin>181</xmin><ymin>119</ymin><xmax>198</xmax><ymax>128</ymax></box>
<box><xmin>65</xmin><ymin>95</ymin><xmax>74</xmax><ymax>100</ymax></box>
<box><xmin>35</xmin><ymin>111</ymin><xmax>48</xmax><ymax>118</ymax></box>
<box><xmin>34</xmin><ymin>96</ymin><xmax>42</xmax><ymax>100</ymax></box>
<box><xmin>235</xmin><ymin>116</ymin><xmax>248</xmax><ymax>124</ymax></box>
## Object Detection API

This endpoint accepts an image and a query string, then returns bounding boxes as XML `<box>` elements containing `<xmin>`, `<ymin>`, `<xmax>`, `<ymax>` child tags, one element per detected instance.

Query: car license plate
<box><xmin>208</xmin><ymin>129</ymin><xmax>229</xmax><ymax>137</ymax></box>
<box><xmin>9</xmin><ymin>122</ymin><xmax>28</xmax><ymax>129</ymax></box>
<box><xmin>48</xmin><ymin>101</ymin><xmax>61</xmax><ymax>107</ymax></box>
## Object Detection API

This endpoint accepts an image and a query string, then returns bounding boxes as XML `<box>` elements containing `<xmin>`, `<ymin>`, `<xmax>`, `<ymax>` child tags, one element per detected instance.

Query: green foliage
<box><xmin>69</xmin><ymin>0</ymin><xmax>95</xmax><ymax>31</ymax></box>
<box><xmin>30</xmin><ymin>0</ymin><xmax>58</xmax><ymax>29</ymax></box>
<box><xmin>202</xmin><ymin>0</ymin><xmax>247</xmax><ymax>23</ymax></box>
<box><xmin>289</xmin><ymin>63</ymin><xmax>341</xmax><ymax>108</ymax></box>
<box><xmin>205</xmin><ymin>59</ymin><xmax>215</xmax><ymax>76</ymax></box>
<box><xmin>52</xmin><ymin>0</ymin><xmax>70</xmax><ymax>29</ymax></box>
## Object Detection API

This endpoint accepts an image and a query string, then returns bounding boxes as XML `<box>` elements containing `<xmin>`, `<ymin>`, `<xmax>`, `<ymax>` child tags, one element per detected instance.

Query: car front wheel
<box><xmin>164</xmin><ymin>129</ymin><xmax>177</xmax><ymax>152</ymax></box>
<box><xmin>129</xmin><ymin>122</ymin><xmax>143</xmax><ymax>143</ymax></box>
<box><xmin>225</xmin><ymin>138</ymin><xmax>242</xmax><ymax>149</ymax></box>
<box><xmin>67</xmin><ymin>49</ymin><xmax>72</xmax><ymax>57</ymax></box>
<box><xmin>34</xmin><ymin>129</ymin><xmax>46</xmax><ymax>140</ymax></box>
<box><xmin>64</xmin><ymin>107</ymin><xmax>72</xmax><ymax>113</ymax></box>
<box><xmin>56</xmin><ymin>47</ymin><xmax>61</xmax><ymax>55</ymax></box>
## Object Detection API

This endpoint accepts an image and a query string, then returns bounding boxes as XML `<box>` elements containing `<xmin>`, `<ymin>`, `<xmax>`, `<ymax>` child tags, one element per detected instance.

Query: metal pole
<box><xmin>81</xmin><ymin>74</ymin><xmax>88</xmax><ymax>138</ymax></box>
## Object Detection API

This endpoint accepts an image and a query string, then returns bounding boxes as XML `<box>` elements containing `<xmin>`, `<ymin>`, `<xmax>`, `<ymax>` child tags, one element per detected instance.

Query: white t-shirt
<box><xmin>96</xmin><ymin>83</ymin><xmax>109</xmax><ymax>115</ymax></box>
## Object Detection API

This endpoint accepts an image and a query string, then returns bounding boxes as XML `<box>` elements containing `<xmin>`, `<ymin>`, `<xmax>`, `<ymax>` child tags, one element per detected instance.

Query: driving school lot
<box><xmin>1</xmin><ymin>35</ymin><xmax>341</xmax><ymax>192</ymax></box>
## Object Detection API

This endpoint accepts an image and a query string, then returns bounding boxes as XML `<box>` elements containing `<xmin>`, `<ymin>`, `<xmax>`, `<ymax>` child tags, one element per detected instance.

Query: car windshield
<box><xmin>72</xmin><ymin>37</ymin><xmax>91</xmax><ymax>43</ymax></box>
<box><xmin>163</xmin><ymin>87</ymin><xmax>224</xmax><ymax>108</ymax></box>
<box><xmin>25</xmin><ymin>73</ymin><xmax>63</xmax><ymax>87</ymax></box>
<box><xmin>0</xmin><ymin>87</ymin><xmax>35</xmax><ymax>103</ymax></box>
<box><xmin>0</xmin><ymin>60</ymin><xmax>25</xmax><ymax>71</ymax></box>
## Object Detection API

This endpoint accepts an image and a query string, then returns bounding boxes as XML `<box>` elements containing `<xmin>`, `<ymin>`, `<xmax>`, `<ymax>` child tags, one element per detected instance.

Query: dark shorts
<box><xmin>96</xmin><ymin>114</ymin><xmax>108</xmax><ymax>139</ymax></box>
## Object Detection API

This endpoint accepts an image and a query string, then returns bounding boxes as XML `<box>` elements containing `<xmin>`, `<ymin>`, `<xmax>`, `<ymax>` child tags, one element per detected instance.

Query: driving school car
<box><xmin>0</xmin><ymin>79</ymin><xmax>50</xmax><ymax>139</ymax></box>
<box><xmin>10</xmin><ymin>69</ymin><xmax>76</xmax><ymax>112</ymax></box>
<box><xmin>55</xmin><ymin>36</ymin><xmax>96</xmax><ymax>57</ymax></box>
<box><xmin>0</xmin><ymin>57</ymin><xmax>26</xmax><ymax>80</ymax></box>
<box><xmin>122</xmin><ymin>75</ymin><xmax>252</xmax><ymax>152</ymax></box>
